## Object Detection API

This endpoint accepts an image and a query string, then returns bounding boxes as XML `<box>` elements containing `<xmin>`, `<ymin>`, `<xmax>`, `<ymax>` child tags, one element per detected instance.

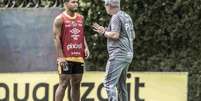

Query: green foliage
<box><xmin>1</xmin><ymin>0</ymin><xmax>200</xmax><ymax>100</ymax></box>
<box><xmin>79</xmin><ymin>0</ymin><xmax>201</xmax><ymax>100</ymax></box>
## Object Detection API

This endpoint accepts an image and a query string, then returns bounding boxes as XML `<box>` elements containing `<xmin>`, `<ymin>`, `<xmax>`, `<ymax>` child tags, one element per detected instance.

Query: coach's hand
<box><xmin>92</xmin><ymin>23</ymin><xmax>105</xmax><ymax>36</ymax></box>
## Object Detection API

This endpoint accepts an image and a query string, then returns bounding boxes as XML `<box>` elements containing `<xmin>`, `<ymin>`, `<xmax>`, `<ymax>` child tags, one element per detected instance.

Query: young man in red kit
<box><xmin>53</xmin><ymin>0</ymin><xmax>89</xmax><ymax>101</ymax></box>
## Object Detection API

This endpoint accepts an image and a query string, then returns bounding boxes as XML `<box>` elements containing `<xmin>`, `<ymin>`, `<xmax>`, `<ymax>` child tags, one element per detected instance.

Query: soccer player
<box><xmin>53</xmin><ymin>0</ymin><xmax>89</xmax><ymax>101</ymax></box>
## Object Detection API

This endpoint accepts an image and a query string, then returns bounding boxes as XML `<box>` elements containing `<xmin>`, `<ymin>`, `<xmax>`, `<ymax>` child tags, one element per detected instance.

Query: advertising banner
<box><xmin>0</xmin><ymin>72</ymin><xmax>188</xmax><ymax>101</ymax></box>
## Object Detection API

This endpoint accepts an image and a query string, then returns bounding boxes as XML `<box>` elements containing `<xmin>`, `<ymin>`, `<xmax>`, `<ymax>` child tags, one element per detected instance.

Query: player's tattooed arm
<box><xmin>53</xmin><ymin>16</ymin><xmax>65</xmax><ymax>62</ymax></box>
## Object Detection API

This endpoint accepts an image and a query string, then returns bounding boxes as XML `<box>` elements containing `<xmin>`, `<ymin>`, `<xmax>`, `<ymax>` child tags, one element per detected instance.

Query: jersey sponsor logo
<box><xmin>71</xmin><ymin>34</ymin><xmax>80</xmax><ymax>40</ymax></box>
<box><xmin>77</xmin><ymin>20</ymin><xmax>82</xmax><ymax>23</ymax></box>
<box><xmin>70</xmin><ymin>28</ymin><xmax>81</xmax><ymax>40</ymax></box>
<box><xmin>65</xmin><ymin>24</ymin><xmax>71</xmax><ymax>27</ymax></box>
<box><xmin>71</xmin><ymin>21</ymin><xmax>77</xmax><ymax>27</ymax></box>
<box><xmin>64</xmin><ymin>21</ymin><xmax>71</xmax><ymax>23</ymax></box>
<box><xmin>67</xmin><ymin>43</ymin><xmax>82</xmax><ymax>50</ymax></box>
<box><xmin>78</xmin><ymin>24</ymin><xmax>83</xmax><ymax>27</ymax></box>
<box><xmin>71</xmin><ymin>52</ymin><xmax>81</xmax><ymax>55</ymax></box>
<box><xmin>64</xmin><ymin>21</ymin><xmax>81</xmax><ymax>28</ymax></box>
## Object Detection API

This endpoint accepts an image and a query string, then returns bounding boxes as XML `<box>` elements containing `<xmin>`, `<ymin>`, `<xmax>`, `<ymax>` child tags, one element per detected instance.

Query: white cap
<box><xmin>104</xmin><ymin>0</ymin><xmax>120</xmax><ymax>7</ymax></box>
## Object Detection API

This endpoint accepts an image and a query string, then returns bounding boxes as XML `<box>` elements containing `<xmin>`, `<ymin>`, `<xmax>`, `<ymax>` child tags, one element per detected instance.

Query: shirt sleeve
<box><xmin>110</xmin><ymin>14</ymin><xmax>121</xmax><ymax>33</ymax></box>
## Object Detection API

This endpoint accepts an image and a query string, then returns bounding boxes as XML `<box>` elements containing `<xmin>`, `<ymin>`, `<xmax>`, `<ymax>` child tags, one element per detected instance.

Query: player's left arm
<box><xmin>84</xmin><ymin>37</ymin><xmax>90</xmax><ymax>59</ymax></box>
<box><xmin>82</xmin><ymin>15</ymin><xmax>90</xmax><ymax>59</ymax></box>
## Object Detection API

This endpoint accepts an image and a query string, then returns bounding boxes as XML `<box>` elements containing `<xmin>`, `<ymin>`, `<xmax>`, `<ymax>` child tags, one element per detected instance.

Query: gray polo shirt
<box><xmin>107</xmin><ymin>10</ymin><xmax>135</xmax><ymax>62</ymax></box>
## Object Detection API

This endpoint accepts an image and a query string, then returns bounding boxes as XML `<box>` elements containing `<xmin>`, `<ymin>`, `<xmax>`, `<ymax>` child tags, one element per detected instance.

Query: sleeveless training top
<box><xmin>60</xmin><ymin>12</ymin><xmax>85</xmax><ymax>58</ymax></box>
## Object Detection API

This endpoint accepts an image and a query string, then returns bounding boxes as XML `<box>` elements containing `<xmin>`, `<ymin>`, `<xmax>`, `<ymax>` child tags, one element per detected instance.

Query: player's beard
<box><xmin>69</xmin><ymin>7</ymin><xmax>78</xmax><ymax>12</ymax></box>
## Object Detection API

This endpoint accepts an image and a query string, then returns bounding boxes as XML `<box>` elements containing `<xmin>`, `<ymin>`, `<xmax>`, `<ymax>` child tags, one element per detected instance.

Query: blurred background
<box><xmin>0</xmin><ymin>0</ymin><xmax>201</xmax><ymax>100</ymax></box>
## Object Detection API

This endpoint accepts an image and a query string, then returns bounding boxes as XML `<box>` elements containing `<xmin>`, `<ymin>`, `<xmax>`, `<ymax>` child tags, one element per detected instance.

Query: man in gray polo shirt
<box><xmin>92</xmin><ymin>0</ymin><xmax>135</xmax><ymax>101</ymax></box>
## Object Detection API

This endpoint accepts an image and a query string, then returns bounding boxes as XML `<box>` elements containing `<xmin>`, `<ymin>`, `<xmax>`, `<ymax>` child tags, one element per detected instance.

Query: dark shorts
<box><xmin>57</xmin><ymin>61</ymin><xmax>84</xmax><ymax>74</ymax></box>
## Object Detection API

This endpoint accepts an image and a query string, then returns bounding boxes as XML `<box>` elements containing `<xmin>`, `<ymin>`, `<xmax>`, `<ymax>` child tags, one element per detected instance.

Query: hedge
<box><xmin>1</xmin><ymin>0</ymin><xmax>200</xmax><ymax>100</ymax></box>
<box><xmin>79</xmin><ymin>0</ymin><xmax>201</xmax><ymax>101</ymax></box>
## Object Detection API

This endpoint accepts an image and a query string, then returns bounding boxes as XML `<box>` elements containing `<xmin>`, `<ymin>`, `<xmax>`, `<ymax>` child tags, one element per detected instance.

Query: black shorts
<box><xmin>57</xmin><ymin>61</ymin><xmax>84</xmax><ymax>74</ymax></box>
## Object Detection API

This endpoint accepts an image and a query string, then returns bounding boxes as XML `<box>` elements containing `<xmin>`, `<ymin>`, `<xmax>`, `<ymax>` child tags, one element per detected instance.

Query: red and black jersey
<box><xmin>60</xmin><ymin>12</ymin><xmax>85</xmax><ymax>58</ymax></box>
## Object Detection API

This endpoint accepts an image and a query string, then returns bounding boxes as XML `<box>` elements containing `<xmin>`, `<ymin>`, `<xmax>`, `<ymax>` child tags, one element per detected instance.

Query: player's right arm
<box><xmin>53</xmin><ymin>15</ymin><xmax>65</xmax><ymax>62</ymax></box>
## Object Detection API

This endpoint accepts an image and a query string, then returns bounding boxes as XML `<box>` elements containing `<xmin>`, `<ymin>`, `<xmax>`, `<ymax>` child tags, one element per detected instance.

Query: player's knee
<box><xmin>72</xmin><ymin>80</ymin><xmax>81</xmax><ymax>85</ymax></box>
<box><xmin>59</xmin><ymin>84</ymin><xmax>67</xmax><ymax>90</ymax></box>
<box><xmin>71</xmin><ymin>79</ymin><xmax>81</xmax><ymax>87</ymax></box>
<box><xmin>59</xmin><ymin>81</ymin><xmax>69</xmax><ymax>89</ymax></box>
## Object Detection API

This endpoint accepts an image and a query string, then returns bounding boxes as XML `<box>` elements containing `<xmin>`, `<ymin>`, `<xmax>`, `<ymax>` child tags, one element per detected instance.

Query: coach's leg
<box><xmin>104</xmin><ymin>59</ymin><xmax>124</xmax><ymax>101</ymax></box>
<box><xmin>70</xmin><ymin>74</ymin><xmax>83</xmax><ymax>101</ymax></box>
<box><xmin>55</xmin><ymin>74</ymin><xmax>70</xmax><ymax>101</ymax></box>
<box><xmin>117</xmin><ymin>63</ymin><xmax>129</xmax><ymax>101</ymax></box>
